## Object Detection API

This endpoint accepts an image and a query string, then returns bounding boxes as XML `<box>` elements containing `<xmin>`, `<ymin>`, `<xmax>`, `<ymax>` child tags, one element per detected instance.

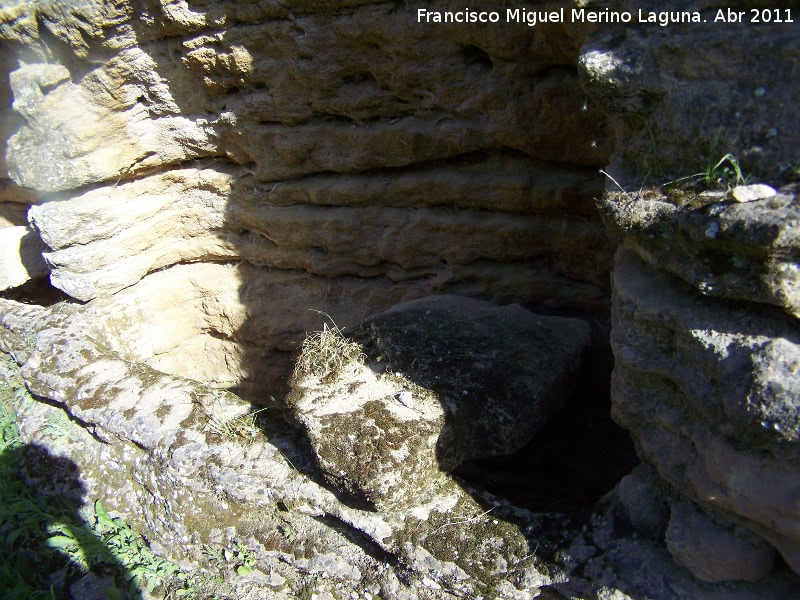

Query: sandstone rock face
<box><xmin>28</xmin><ymin>160</ymin><xmax>612</xmax><ymax>305</ymax></box>
<box><xmin>665</xmin><ymin>500</ymin><xmax>775</xmax><ymax>583</ymax></box>
<box><xmin>611</xmin><ymin>247</ymin><xmax>800</xmax><ymax>576</ymax></box>
<box><xmin>289</xmin><ymin>296</ymin><xmax>590</xmax><ymax>510</ymax></box>
<box><xmin>0</xmin><ymin>31</ymin><xmax>40</xmax><ymax>280</ymax></box>
<box><xmin>1</xmin><ymin>0</ymin><xmax>799</xmax><ymax>597</ymax></box>
<box><xmin>0</xmin><ymin>0</ymin><xmax>614</xmax><ymax>398</ymax></box>
<box><xmin>0</xmin><ymin>197</ymin><xmax>29</xmax><ymax>227</ymax></box>
<box><xmin>0</xmin><ymin>1</ymin><xmax>615</xmax><ymax>596</ymax></box>
<box><xmin>581</xmin><ymin>0</ymin><xmax>800</xmax><ymax>584</ymax></box>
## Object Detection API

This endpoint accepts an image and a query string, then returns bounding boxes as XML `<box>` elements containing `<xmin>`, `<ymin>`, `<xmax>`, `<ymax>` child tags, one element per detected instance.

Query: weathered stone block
<box><xmin>290</xmin><ymin>361</ymin><xmax>446</xmax><ymax>510</ymax></box>
<box><xmin>666</xmin><ymin>501</ymin><xmax>775</xmax><ymax>583</ymax></box>
<box><xmin>290</xmin><ymin>295</ymin><xmax>591</xmax><ymax>509</ymax></box>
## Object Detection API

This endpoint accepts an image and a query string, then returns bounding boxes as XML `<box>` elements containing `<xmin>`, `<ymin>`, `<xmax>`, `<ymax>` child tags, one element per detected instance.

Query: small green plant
<box><xmin>0</xmin><ymin>354</ymin><xmax>199</xmax><ymax>600</ymax></box>
<box><xmin>663</xmin><ymin>153</ymin><xmax>749</xmax><ymax>191</ymax></box>
<box><xmin>42</xmin><ymin>410</ymin><xmax>81</xmax><ymax>452</ymax></box>
<box><xmin>93</xmin><ymin>501</ymin><xmax>185</xmax><ymax>595</ymax></box>
<box><xmin>702</xmin><ymin>153</ymin><xmax>749</xmax><ymax>188</ymax></box>
<box><xmin>293</xmin><ymin>574</ymin><xmax>321</xmax><ymax>600</ymax></box>
<box><xmin>294</xmin><ymin>311</ymin><xmax>365</xmax><ymax>381</ymax></box>
<box><xmin>200</xmin><ymin>541</ymin><xmax>254</xmax><ymax>578</ymax></box>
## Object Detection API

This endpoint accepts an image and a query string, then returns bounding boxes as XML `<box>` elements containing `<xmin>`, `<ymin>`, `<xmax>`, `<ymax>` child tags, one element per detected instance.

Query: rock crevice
<box><xmin>1</xmin><ymin>0</ymin><xmax>799</xmax><ymax>598</ymax></box>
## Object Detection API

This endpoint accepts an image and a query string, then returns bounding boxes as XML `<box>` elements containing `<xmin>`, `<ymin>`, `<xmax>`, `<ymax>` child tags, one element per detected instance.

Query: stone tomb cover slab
<box><xmin>289</xmin><ymin>295</ymin><xmax>591</xmax><ymax>510</ymax></box>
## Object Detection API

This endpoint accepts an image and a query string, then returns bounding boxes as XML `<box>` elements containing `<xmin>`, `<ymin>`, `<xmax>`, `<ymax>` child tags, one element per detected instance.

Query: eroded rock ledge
<box><xmin>0</xmin><ymin>0</ymin><xmax>614</xmax><ymax>399</ymax></box>
<box><xmin>1</xmin><ymin>0</ymin><xmax>799</xmax><ymax>598</ymax></box>
<box><xmin>3</xmin><ymin>296</ymin><xmax>798</xmax><ymax>599</ymax></box>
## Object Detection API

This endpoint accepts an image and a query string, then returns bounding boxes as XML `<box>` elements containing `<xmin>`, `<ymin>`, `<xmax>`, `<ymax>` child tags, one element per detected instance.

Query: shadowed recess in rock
<box><xmin>453</xmin><ymin>347</ymin><xmax>638</xmax><ymax>513</ymax></box>
<box><xmin>2</xmin><ymin>0</ymin><xmax>800</xmax><ymax>597</ymax></box>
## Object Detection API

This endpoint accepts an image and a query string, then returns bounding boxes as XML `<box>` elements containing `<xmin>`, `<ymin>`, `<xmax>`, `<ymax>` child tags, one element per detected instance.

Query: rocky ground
<box><xmin>1</xmin><ymin>0</ymin><xmax>799</xmax><ymax>598</ymax></box>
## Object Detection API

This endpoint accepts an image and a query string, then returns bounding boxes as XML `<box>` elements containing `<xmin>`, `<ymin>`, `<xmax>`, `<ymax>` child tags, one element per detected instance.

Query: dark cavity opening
<box><xmin>453</xmin><ymin>346</ymin><xmax>638</xmax><ymax>513</ymax></box>
<box><xmin>0</xmin><ymin>277</ymin><xmax>72</xmax><ymax>307</ymax></box>
<box><xmin>460</xmin><ymin>45</ymin><xmax>493</xmax><ymax>72</ymax></box>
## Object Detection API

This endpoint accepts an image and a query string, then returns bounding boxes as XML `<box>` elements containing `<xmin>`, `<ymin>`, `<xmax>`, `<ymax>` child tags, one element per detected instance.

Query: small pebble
<box><xmin>732</xmin><ymin>184</ymin><xmax>776</xmax><ymax>203</ymax></box>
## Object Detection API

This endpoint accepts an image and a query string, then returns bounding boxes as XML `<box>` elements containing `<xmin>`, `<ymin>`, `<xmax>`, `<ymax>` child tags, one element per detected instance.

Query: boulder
<box><xmin>289</xmin><ymin>360</ymin><xmax>447</xmax><ymax>510</ymax></box>
<box><xmin>611</xmin><ymin>248</ymin><xmax>800</xmax><ymax>574</ymax></box>
<box><xmin>615</xmin><ymin>464</ymin><xmax>670</xmax><ymax>539</ymax></box>
<box><xmin>289</xmin><ymin>295</ymin><xmax>591</xmax><ymax>509</ymax></box>
<box><xmin>665</xmin><ymin>500</ymin><xmax>775</xmax><ymax>583</ymax></box>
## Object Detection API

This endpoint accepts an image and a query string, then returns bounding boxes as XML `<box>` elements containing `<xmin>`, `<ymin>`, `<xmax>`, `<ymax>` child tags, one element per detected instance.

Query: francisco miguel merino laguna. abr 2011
<box><xmin>416</xmin><ymin>7</ymin><xmax>794</xmax><ymax>27</ymax></box>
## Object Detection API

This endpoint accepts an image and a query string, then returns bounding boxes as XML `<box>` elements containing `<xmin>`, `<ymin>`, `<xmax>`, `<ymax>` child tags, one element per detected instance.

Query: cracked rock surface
<box><xmin>1</xmin><ymin>0</ymin><xmax>800</xmax><ymax>598</ymax></box>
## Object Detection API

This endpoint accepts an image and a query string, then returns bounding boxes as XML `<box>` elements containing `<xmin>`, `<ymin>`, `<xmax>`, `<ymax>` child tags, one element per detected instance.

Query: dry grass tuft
<box><xmin>294</xmin><ymin>313</ymin><xmax>365</xmax><ymax>382</ymax></box>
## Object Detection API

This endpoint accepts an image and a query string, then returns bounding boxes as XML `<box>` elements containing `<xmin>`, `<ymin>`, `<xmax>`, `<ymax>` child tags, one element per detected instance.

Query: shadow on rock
<box><xmin>287</xmin><ymin>294</ymin><xmax>612</xmax><ymax>511</ymax></box>
<box><xmin>1</xmin><ymin>442</ymin><xmax>134</xmax><ymax>599</ymax></box>
<box><xmin>284</xmin><ymin>294</ymin><xmax>636</xmax><ymax>589</ymax></box>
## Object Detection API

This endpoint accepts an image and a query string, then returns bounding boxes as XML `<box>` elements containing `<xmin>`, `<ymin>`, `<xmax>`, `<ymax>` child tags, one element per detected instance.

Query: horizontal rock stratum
<box><xmin>1</xmin><ymin>0</ymin><xmax>799</xmax><ymax>598</ymax></box>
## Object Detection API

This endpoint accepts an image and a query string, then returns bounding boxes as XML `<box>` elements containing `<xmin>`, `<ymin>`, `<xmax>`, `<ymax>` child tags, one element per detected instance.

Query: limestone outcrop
<box><xmin>5</xmin><ymin>294</ymin><xmax>797</xmax><ymax>599</ymax></box>
<box><xmin>1</xmin><ymin>0</ymin><xmax>799</xmax><ymax>598</ymax></box>
<box><xmin>0</xmin><ymin>297</ymin><xmax>534</xmax><ymax>597</ymax></box>
<box><xmin>0</xmin><ymin>24</ymin><xmax>42</xmax><ymax>287</ymax></box>
<box><xmin>577</xmin><ymin>0</ymin><xmax>800</xmax><ymax>585</ymax></box>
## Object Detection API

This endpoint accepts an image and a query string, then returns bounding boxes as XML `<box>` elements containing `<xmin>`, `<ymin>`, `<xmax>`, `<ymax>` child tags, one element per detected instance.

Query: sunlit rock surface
<box><xmin>0</xmin><ymin>0</ymin><xmax>798</xmax><ymax>597</ymax></box>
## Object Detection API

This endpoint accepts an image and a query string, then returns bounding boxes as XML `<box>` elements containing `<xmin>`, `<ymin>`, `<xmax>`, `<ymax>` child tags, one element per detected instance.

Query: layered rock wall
<box><xmin>0</xmin><ymin>2</ymin><xmax>619</xmax><ymax>597</ymax></box>
<box><xmin>579</xmin><ymin>0</ymin><xmax>800</xmax><ymax>188</ymax></box>
<box><xmin>583</xmin><ymin>0</ymin><xmax>800</xmax><ymax>585</ymax></box>
<box><xmin>0</xmin><ymin>0</ymin><xmax>613</xmax><ymax>398</ymax></box>
<box><xmin>2</xmin><ymin>0</ymin><xmax>800</xmax><ymax>598</ymax></box>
